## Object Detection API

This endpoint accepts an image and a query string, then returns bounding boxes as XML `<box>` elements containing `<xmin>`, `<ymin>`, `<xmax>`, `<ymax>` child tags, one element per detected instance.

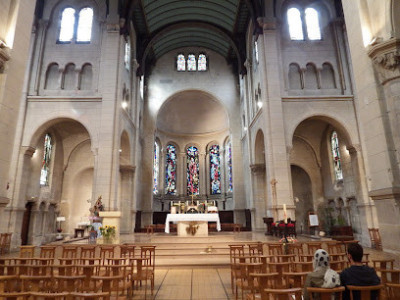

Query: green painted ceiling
<box><xmin>121</xmin><ymin>0</ymin><xmax>262</xmax><ymax>74</ymax></box>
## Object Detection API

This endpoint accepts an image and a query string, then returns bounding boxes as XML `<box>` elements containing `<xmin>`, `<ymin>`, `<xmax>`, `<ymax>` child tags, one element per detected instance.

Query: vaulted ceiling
<box><xmin>119</xmin><ymin>0</ymin><xmax>263</xmax><ymax>75</ymax></box>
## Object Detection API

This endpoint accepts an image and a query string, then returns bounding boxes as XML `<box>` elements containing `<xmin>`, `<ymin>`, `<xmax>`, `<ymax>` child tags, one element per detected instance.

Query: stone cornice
<box><xmin>0</xmin><ymin>196</ymin><xmax>10</xmax><ymax>208</ymax></box>
<box><xmin>119</xmin><ymin>165</ymin><xmax>136</xmax><ymax>173</ymax></box>
<box><xmin>368</xmin><ymin>187</ymin><xmax>400</xmax><ymax>201</ymax></box>
<box><xmin>368</xmin><ymin>38</ymin><xmax>400</xmax><ymax>84</ymax></box>
<box><xmin>257</xmin><ymin>17</ymin><xmax>277</xmax><ymax>31</ymax></box>
<box><xmin>250</xmin><ymin>163</ymin><xmax>266</xmax><ymax>174</ymax></box>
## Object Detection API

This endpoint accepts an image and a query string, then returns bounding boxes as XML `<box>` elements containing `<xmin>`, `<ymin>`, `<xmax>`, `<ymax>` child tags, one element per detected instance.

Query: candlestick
<box><xmin>283</xmin><ymin>204</ymin><xmax>287</xmax><ymax>224</ymax></box>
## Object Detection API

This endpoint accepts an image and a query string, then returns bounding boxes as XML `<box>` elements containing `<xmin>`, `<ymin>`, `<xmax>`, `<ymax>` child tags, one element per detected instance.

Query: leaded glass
<box><xmin>287</xmin><ymin>8</ymin><xmax>304</xmax><ymax>40</ymax></box>
<box><xmin>177</xmin><ymin>54</ymin><xmax>185</xmax><ymax>71</ymax></box>
<box><xmin>40</xmin><ymin>134</ymin><xmax>53</xmax><ymax>186</ymax></box>
<box><xmin>198</xmin><ymin>54</ymin><xmax>207</xmax><ymax>71</ymax></box>
<box><xmin>187</xmin><ymin>146</ymin><xmax>199</xmax><ymax>195</ymax></box>
<box><xmin>305</xmin><ymin>8</ymin><xmax>321</xmax><ymax>40</ymax></box>
<box><xmin>77</xmin><ymin>7</ymin><xmax>93</xmax><ymax>42</ymax></box>
<box><xmin>210</xmin><ymin>145</ymin><xmax>221</xmax><ymax>194</ymax></box>
<box><xmin>331</xmin><ymin>131</ymin><xmax>343</xmax><ymax>181</ymax></box>
<box><xmin>165</xmin><ymin>145</ymin><xmax>177</xmax><ymax>195</ymax></box>
<box><xmin>226</xmin><ymin>141</ymin><xmax>233</xmax><ymax>192</ymax></box>
<box><xmin>153</xmin><ymin>141</ymin><xmax>159</xmax><ymax>194</ymax></box>
<box><xmin>59</xmin><ymin>8</ymin><xmax>75</xmax><ymax>42</ymax></box>
<box><xmin>187</xmin><ymin>54</ymin><xmax>196</xmax><ymax>71</ymax></box>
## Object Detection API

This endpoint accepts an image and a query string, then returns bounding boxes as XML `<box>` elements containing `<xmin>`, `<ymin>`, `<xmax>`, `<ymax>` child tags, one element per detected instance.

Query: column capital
<box><xmin>0</xmin><ymin>43</ymin><xmax>11</xmax><ymax>73</ymax></box>
<box><xmin>346</xmin><ymin>144</ymin><xmax>361</xmax><ymax>154</ymax></box>
<box><xmin>250</xmin><ymin>163</ymin><xmax>266</xmax><ymax>174</ymax></box>
<box><xmin>257</xmin><ymin>17</ymin><xmax>277</xmax><ymax>31</ymax></box>
<box><xmin>368</xmin><ymin>38</ymin><xmax>400</xmax><ymax>84</ymax></box>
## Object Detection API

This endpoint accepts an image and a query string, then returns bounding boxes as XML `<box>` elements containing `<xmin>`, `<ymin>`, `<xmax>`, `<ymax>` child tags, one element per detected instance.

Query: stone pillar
<box><xmin>119</xmin><ymin>165</ymin><xmax>135</xmax><ymax>233</ymax></box>
<box><xmin>257</xmin><ymin>19</ymin><xmax>294</xmax><ymax>220</ymax></box>
<box><xmin>199</xmin><ymin>151</ymin><xmax>206</xmax><ymax>197</ymax></box>
<box><xmin>179</xmin><ymin>151</ymin><xmax>186</xmax><ymax>197</ymax></box>
<box><xmin>250</xmin><ymin>164</ymin><xmax>267</xmax><ymax>230</ymax></box>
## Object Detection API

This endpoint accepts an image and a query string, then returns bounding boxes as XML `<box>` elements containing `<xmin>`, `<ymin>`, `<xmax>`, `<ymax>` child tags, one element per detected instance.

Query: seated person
<box><xmin>340</xmin><ymin>243</ymin><xmax>380</xmax><ymax>300</ymax></box>
<box><xmin>304</xmin><ymin>249</ymin><xmax>341</xmax><ymax>300</ymax></box>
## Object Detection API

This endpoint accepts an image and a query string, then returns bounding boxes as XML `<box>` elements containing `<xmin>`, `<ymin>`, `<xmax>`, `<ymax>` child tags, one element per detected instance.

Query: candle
<box><xmin>283</xmin><ymin>204</ymin><xmax>287</xmax><ymax>224</ymax></box>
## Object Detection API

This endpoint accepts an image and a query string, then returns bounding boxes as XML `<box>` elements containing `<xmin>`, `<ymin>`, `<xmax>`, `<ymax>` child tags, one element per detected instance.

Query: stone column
<box><xmin>366</xmin><ymin>38</ymin><xmax>400</xmax><ymax>251</ymax></box>
<box><xmin>119</xmin><ymin>165</ymin><xmax>135</xmax><ymax>233</ymax></box>
<box><xmin>257</xmin><ymin>19</ymin><xmax>294</xmax><ymax>220</ymax></box>
<box><xmin>250</xmin><ymin>164</ymin><xmax>267</xmax><ymax>230</ymax></box>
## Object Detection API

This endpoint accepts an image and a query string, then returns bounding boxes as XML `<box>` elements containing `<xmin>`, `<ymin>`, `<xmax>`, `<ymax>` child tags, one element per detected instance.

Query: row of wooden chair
<box><xmin>0</xmin><ymin>233</ymin><xmax>12</xmax><ymax>255</ymax></box>
<box><xmin>0</xmin><ymin>258</ymin><xmax>153</xmax><ymax>299</ymax></box>
<box><xmin>0</xmin><ymin>291</ymin><xmax>110</xmax><ymax>300</ymax></box>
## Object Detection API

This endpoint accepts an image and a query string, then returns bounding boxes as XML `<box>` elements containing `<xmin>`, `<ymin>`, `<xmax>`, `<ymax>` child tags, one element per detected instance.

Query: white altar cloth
<box><xmin>165</xmin><ymin>213</ymin><xmax>221</xmax><ymax>233</ymax></box>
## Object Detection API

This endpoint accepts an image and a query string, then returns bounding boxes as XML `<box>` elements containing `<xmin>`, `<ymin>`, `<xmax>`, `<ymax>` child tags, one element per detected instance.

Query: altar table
<box><xmin>165</xmin><ymin>213</ymin><xmax>221</xmax><ymax>234</ymax></box>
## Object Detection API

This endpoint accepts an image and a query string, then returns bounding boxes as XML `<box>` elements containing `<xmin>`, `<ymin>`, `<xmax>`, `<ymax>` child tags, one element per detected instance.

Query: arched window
<box><xmin>45</xmin><ymin>63</ymin><xmax>60</xmax><ymax>89</ymax></box>
<box><xmin>187</xmin><ymin>54</ymin><xmax>196</xmax><ymax>71</ymax></box>
<box><xmin>198</xmin><ymin>54</ymin><xmax>207</xmax><ymax>71</ymax></box>
<box><xmin>77</xmin><ymin>7</ymin><xmax>93</xmax><ymax>42</ymax></box>
<box><xmin>124</xmin><ymin>41</ymin><xmax>131</xmax><ymax>70</ymax></box>
<box><xmin>304</xmin><ymin>63</ymin><xmax>318</xmax><ymax>89</ymax></box>
<box><xmin>165</xmin><ymin>145</ymin><xmax>177</xmax><ymax>195</ymax></box>
<box><xmin>153</xmin><ymin>141</ymin><xmax>160</xmax><ymax>194</ymax></box>
<box><xmin>287</xmin><ymin>8</ymin><xmax>304</xmax><ymax>40</ymax></box>
<box><xmin>331</xmin><ymin>131</ymin><xmax>343</xmax><ymax>181</ymax></box>
<box><xmin>210</xmin><ymin>145</ymin><xmax>221</xmax><ymax>194</ymax></box>
<box><xmin>40</xmin><ymin>133</ymin><xmax>53</xmax><ymax>186</ymax></box>
<box><xmin>187</xmin><ymin>146</ymin><xmax>199</xmax><ymax>195</ymax></box>
<box><xmin>305</xmin><ymin>8</ymin><xmax>321</xmax><ymax>40</ymax></box>
<box><xmin>225</xmin><ymin>140</ymin><xmax>233</xmax><ymax>192</ymax></box>
<box><xmin>59</xmin><ymin>8</ymin><xmax>75</xmax><ymax>42</ymax></box>
<box><xmin>177</xmin><ymin>54</ymin><xmax>185</xmax><ymax>71</ymax></box>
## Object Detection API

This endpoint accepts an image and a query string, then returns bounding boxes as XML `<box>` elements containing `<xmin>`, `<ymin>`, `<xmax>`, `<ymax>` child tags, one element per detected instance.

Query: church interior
<box><xmin>1</xmin><ymin>0</ymin><xmax>400</xmax><ymax>298</ymax></box>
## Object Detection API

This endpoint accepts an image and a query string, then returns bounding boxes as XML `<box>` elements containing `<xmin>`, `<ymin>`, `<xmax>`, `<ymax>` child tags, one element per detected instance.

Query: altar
<box><xmin>165</xmin><ymin>213</ymin><xmax>221</xmax><ymax>236</ymax></box>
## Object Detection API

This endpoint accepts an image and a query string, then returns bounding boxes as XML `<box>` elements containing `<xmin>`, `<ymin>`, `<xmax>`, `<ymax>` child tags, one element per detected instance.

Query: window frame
<box><xmin>57</xmin><ymin>6</ymin><xmax>94</xmax><ymax>44</ymax></box>
<box><xmin>286</xmin><ymin>5</ymin><xmax>323</xmax><ymax>42</ymax></box>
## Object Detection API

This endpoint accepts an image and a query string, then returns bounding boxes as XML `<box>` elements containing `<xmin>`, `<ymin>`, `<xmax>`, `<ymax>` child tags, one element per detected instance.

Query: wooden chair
<box><xmin>292</xmin><ymin>261</ymin><xmax>313</xmax><ymax>272</ymax></box>
<box><xmin>2</xmin><ymin>233</ymin><xmax>12</xmax><ymax>254</ymax></box>
<box><xmin>129</xmin><ymin>257</ymin><xmax>150</xmax><ymax>299</ymax></box>
<box><xmin>19</xmin><ymin>245</ymin><xmax>36</xmax><ymax>258</ymax></box>
<box><xmin>235</xmin><ymin>262</ymin><xmax>262</xmax><ymax>300</ymax></box>
<box><xmin>40</xmin><ymin>245</ymin><xmax>57</xmax><ymax>258</ymax></box>
<box><xmin>229</xmin><ymin>244</ymin><xmax>245</xmax><ymax>294</ymax></box>
<box><xmin>274</xmin><ymin>254</ymin><xmax>295</xmax><ymax>263</ymax></box>
<box><xmin>120</xmin><ymin>244</ymin><xmax>135</xmax><ymax>258</ymax></box>
<box><xmin>263</xmin><ymin>288</ymin><xmax>302</xmax><ymax>300</ymax></box>
<box><xmin>307</xmin><ymin>286</ymin><xmax>345</xmax><ymax>300</ymax></box>
<box><xmin>80</xmin><ymin>245</ymin><xmax>97</xmax><ymax>258</ymax></box>
<box><xmin>287</xmin><ymin>243</ymin><xmax>303</xmax><ymax>257</ymax></box>
<box><xmin>386</xmin><ymin>283</ymin><xmax>400</xmax><ymax>300</ymax></box>
<box><xmin>246</xmin><ymin>273</ymin><xmax>278</xmax><ymax>300</ymax></box>
<box><xmin>330</xmin><ymin>260</ymin><xmax>347</xmax><ymax>272</ymax></box>
<box><xmin>0</xmin><ymin>275</ymin><xmax>21</xmax><ymax>293</ymax></box>
<box><xmin>30</xmin><ymin>291</ymin><xmax>70</xmax><ymax>299</ymax></box>
<box><xmin>0</xmin><ymin>234</ymin><xmax>5</xmax><ymax>255</ymax></box>
<box><xmin>99</xmin><ymin>245</ymin><xmax>115</xmax><ymax>262</ymax></box>
<box><xmin>372</xmin><ymin>259</ymin><xmax>395</xmax><ymax>271</ymax></box>
<box><xmin>140</xmin><ymin>246</ymin><xmax>156</xmax><ymax>295</ymax></box>
<box><xmin>61</xmin><ymin>245</ymin><xmax>78</xmax><ymax>259</ymax></box>
<box><xmin>91</xmin><ymin>274</ymin><xmax>124</xmax><ymax>299</ymax></box>
<box><xmin>266</xmin><ymin>243</ymin><xmax>283</xmax><ymax>256</ymax></box>
<box><xmin>20</xmin><ymin>274</ymin><xmax>53</xmax><ymax>292</ymax></box>
<box><xmin>53</xmin><ymin>274</ymin><xmax>86</xmax><ymax>293</ymax></box>
<box><xmin>347</xmin><ymin>284</ymin><xmax>384</xmax><ymax>300</ymax></box>
<box><xmin>70</xmin><ymin>291</ymin><xmax>111</xmax><ymax>299</ymax></box>
<box><xmin>283</xmin><ymin>271</ymin><xmax>308</xmax><ymax>288</ymax></box>
<box><xmin>306</xmin><ymin>242</ymin><xmax>322</xmax><ymax>255</ymax></box>
<box><xmin>248</xmin><ymin>242</ymin><xmax>263</xmax><ymax>255</ymax></box>
<box><xmin>327</xmin><ymin>242</ymin><xmax>345</xmax><ymax>254</ymax></box>
<box><xmin>265</xmin><ymin>262</ymin><xmax>291</xmax><ymax>288</ymax></box>
<box><xmin>381</xmin><ymin>269</ymin><xmax>400</xmax><ymax>284</ymax></box>
<box><xmin>300</xmin><ymin>254</ymin><xmax>314</xmax><ymax>262</ymax></box>
<box><xmin>368</xmin><ymin>228</ymin><xmax>383</xmax><ymax>250</ymax></box>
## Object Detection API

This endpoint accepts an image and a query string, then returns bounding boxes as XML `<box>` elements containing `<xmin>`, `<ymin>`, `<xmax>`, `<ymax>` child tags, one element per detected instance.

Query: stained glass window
<box><xmin>198</xmin><ymin>54</ymin><xmax>207</xmax><ymax>71</ymax></box>
<box><xmin>187</xmin><ymin>146</ymin><xmax>199</xmax><ymax>195</ymax></box>
<box><xmin>40</xmin><ymin>134</ymin><xmax>53</xmax><ymax>186</ymax></box>
<box><xmin>124</xmin><ymin>41</ymin><xmax>130</xmax><ymax>70</ymax></box>
<box><xmin>305</xmin><ymin>8</ymin><xmax>321</xmax><ymax>40</ymax></box>
<box><xmin>287</xmin><ymin>8</ymin><xmax>304</xmax><ymax>40</ymax></box>
<box><xmin>153</xmin><ymin>141</ymin><xmax>159</xmax><ymax>194</ymax></box>
<box><xmin>177</xmin><ymin>54</ymin><xmax>185</xmax><ymax>71</ymax></box>
<box><xmin>59</xmin><ymin>8</ymin><xmax>75</xmax><ymax>42</ymax></box>
<box><xmin>77</xmin><ymin>7</ymin><xmax>93</xmax><ymax>42</ymax></box>
<box><xmin>331</xmin><ymin>131</ymin><xmax>343</xmax><ymax>181</ymax></box>
<box><xmin>165</xmin><ymin>145</ymin><xmax>177</xmax><ymax>195</ymax></box>
<box><xmin>187</xmin><ymin>54</ymin><xmax>196</xmax><ymax>71</ymax></box>
<box><xmin>210</xmin><ymin>145</ymin><xmax>221</xmax><ymax>194</ymax></box>
<box><xmin>226</xmin><ymin>141</ymin><xmax>233</xmax><ymax>192</ymax></box>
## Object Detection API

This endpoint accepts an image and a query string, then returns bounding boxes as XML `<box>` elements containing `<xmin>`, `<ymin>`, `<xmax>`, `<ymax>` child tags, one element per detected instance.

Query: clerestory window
<box><xmin>58</xmin><ymin>7</ymin><xmax>94</xmax><ymax>43</ymax></box>
<box><xmin>287</xmin><ymin>7</ymin><xmax>321</xmax><ymax>41</ymax></box>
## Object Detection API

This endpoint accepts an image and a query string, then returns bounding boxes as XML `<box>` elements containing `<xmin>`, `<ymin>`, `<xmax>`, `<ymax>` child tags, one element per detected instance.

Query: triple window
<box><xmin>177</xmin><ymin>54</ymin><xmax>207</xmax><ymax>71</ymax></box>
<box><xmin>287</xmin><ymin>7</ymin><xmax>321</xmax><ymax>41</ymax></box>
<box><xmin>59</xmin><ymin>7</ymin><xmax>93</xmax><ymax>43</ymax></box>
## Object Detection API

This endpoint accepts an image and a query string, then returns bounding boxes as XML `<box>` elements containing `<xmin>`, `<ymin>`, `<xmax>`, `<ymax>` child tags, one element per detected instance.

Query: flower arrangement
<box><xmin>279</xmin><ymin>236</ymin><xmax>297</xmax><ymax>244</ymax></box>
<box><xmin>99</xmin><ymin>225</ymin><xmax>116</xmax><ymax>241</ymax></box>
